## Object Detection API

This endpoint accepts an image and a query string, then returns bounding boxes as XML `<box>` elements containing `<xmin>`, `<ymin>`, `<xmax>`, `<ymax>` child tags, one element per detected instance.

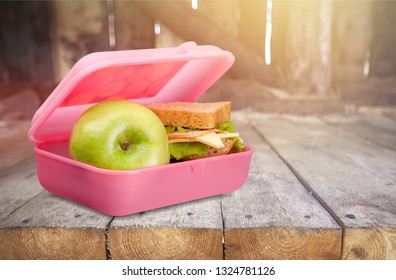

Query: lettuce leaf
<box><xmin>216</xmin><ymin>121</ymin><xmax>235</xmax><ymax>133</ymax></box>
<box><xmin>231</xmin><ymin>137</ymin><xmax>246</xmax><ymax>153</ymax></box>
<box><xmin>165</xmin><ymin>123</ymin><xmax>197</xmax><ymax>134</ymax></box>
<box><xmin>165</xmin><ymin>125</ymin><xmax>175</xmax><ymax>134</ymax></box>
<box><xmin>217</xmin><ymin>121</ymin><xmax>245</xmax><ymax>152</ymax></box>
<box><xmin>169</xmin><ymin>142</ymin><xmax>209</xmax><ymax>160</ymax></box>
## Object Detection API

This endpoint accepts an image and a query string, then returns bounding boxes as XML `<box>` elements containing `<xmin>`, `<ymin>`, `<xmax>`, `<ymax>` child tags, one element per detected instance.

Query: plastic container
<box><xmin>28</xmin><ymin>42</ymin><xmax>253</xmax><ymax>216</ymax></box>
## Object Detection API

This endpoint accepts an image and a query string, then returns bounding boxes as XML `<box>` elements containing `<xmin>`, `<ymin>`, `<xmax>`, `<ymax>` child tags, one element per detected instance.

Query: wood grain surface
<box><xmin>0</xmin><ymin>190</ymin><xmax>112</xmax><ymax>259</ymax></box>
<box><xmin>343</xmin><ymin>227</ymin><xmax>396</xmax><ymax>259</ymax></box>
<box><xmin>222</xmin><ymin>116</ymin><xmax>341</xmax><ymax>259</ymax></box>
<box><xmin>1</xmin><ymin>110</ymin><xmax>395</xmax><ymax>260</ymax></box>
<box><xmin>251</xmin><ymin>113</ymin><xmax>396</xmax><ymax>259</ymax></box>
<box><xmin>0</xmin><ymin>157</ymin><xmax>41</xmax><ymax>220</ymax></box>
<box><xmin>108</xmin><ymin>196</ymin><xmax>224</xmax><ymax>260</ymax></box>
<box><xmin>225</xmin><ymin>227</ymin><xmax>341</xmax><ymax>260</ymax></box>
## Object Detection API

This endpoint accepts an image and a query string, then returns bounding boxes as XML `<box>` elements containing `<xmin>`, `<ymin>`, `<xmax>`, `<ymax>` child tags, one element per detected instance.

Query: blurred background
<box><xmin>1</xmin><ymin>0</ymin><xmax>396</xmax><ymax>115</ymax></box>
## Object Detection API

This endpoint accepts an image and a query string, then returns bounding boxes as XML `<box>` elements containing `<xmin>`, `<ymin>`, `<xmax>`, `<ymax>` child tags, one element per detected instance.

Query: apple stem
<box><xmin>120</xmin><ymin>138</ymin><xmax>130</xmax><ymax>151</ymax></box>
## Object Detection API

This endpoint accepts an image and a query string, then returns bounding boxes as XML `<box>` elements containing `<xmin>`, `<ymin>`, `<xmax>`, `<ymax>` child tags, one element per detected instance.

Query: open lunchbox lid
<box><xmin>28</xmin><ymin>42</ymin><xmax>234</xmax><ymax>145</ymax></box>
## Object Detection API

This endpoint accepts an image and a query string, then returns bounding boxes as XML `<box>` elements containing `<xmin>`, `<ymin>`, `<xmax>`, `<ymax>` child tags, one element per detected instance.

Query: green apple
<box><xmin>69</xmin><ymin>100</ymin><xmax>170</xmax><ymax>170</ymax></box>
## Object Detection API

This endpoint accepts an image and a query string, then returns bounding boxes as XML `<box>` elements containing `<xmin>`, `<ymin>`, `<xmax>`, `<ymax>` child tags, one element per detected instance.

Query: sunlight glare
<box><xmin>154</xmin><ymin>22</ymin><xmax>161</xmax><ymax>35</ymax></box>
<box><xmin>265</xmin><ymin>0</ymin><xmax>273</xmax><ymax>65</ymax></box>
<box><xmin>192</xmin><ymin>0</ymin><xmax>198</xmax><ymax>10</ymax></box>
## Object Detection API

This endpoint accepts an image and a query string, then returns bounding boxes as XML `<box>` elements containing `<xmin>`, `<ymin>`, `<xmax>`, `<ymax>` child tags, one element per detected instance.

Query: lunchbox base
<box><xmin>34</xmin><ymin>141</ymin><xmax>253</xmax><ymax>216</ymax></box>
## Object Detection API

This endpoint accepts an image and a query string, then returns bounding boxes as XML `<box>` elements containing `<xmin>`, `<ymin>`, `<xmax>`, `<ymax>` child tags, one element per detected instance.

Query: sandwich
<box><xmin>146</xmin><ymin>101</ymin><xmax>245</xmax><ymax>161</ymax></box>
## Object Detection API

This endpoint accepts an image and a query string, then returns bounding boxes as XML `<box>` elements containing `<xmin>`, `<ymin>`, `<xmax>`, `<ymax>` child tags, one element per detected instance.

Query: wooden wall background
<box><xmin>1</xmin><ymin>0</ymin><xmax>396</xmax><ymax>99</ymax></box>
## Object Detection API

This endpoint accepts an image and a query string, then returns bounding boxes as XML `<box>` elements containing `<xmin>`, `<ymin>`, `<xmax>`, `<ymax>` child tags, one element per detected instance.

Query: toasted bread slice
<box><xmin>146</xmin><ymin>102</ymin><xmax>231</xmax><ymax>129</ymax></box>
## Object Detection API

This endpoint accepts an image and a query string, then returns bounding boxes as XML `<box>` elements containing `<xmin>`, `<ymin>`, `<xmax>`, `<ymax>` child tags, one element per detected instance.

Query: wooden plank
<box><xmin>321</xmin><ymin>114</ymin><xmax>396</xmax><ymax>151</ymax></box>
<box><xmin>236</xmin><ymin>1</ymin><xmax>266</xmax><ymax>58</ymax></box>
<box><xmin>0</xmin><ymin>191</ymin><xmax>112</xmax><ymax>260</ymax></box>
<box><xmin>370</xmin><ymin>1</ymin><xmax>396</xmax><ymax>77</ymax></box>
<box><xmin>113</xmin><ymin>0</ymin><xmax>155</xmax><ymax>50</ymax></box>
<box><xmin>0</xmin><ymin>157</ymin><xmax>42</xmax><ymax>221</ymax></box>
<box><xmin>357</xmin><ymin>108</ymin><xmax>396</xmax><ymax>133</ymax></box>
<box><xmin>0</xmin><ymin>1</ymin><xmax>54</xmax><ymax>83</ymax></box>
<box><xmin>332</xmin><ymin>1</ymin><xmax>373</xmax><ymax>81</ymax></box>
<box><xmin>343</xmin><ymin>227</ymin><xmax>396</xmax><ymax>259</ymax></box>
<box><xmin>252</xmin><ymin>114</ymin><xmax>396</xmax><ymax>259</ymax></box>
<box><xmin>280</xmin><ymin>0</ymin><xmax>333</xmax><ymax>96</ymax></box>
<box><xmin>51</xmin><ymin>0</ymin><xmax>111</xmax><ymax>81</ymax></box>
<box><xmin>108</xmin><ymin>196</ymin><xmax>223</xmax><ymax>260</ymax></box>
<box><xmin>136</xmin><ymin>1</ymin><xmax>280</xmax><ymax>87</ymax></box>
<box><xmin>221</xmin><ymin>114</ymin><xmax>341</xmax><ymax>259</ymax></box>
<box><xmin>0</xmin><ymin>121</ymin><xmax>35</xmax><ymax>172</ymax></box>
<box><xmin>384</xmin><ymin>113</ymin><xmax>396</xmax><ymax>127</ymax></box>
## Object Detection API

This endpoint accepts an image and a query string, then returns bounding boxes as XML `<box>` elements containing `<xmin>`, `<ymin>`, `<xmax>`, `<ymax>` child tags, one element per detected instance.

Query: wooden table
<box><xmin>0</xmin><ymin>110</ymin><xmax>395</xmax><ymax>260</ymax></box>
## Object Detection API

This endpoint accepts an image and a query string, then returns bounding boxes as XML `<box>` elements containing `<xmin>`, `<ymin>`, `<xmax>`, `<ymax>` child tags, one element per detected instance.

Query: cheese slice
<box><xmin>168</xmin><ymin>130</ymin><xmax>214</xmax><ymax>140</ymax></box>
<box><xmin>195</xmin><ymin>132</ymin><xmax>224</xmax><ymax>149</ymax></box>
<box><xmin>168</xmin><ymin>131</ymin><xmax>240</xmax><ymax>149</ymax></box>
<box><xmin>217</xmin><ymin>132</ymin><xmax>239</xmax><ymax>139</ymax></box>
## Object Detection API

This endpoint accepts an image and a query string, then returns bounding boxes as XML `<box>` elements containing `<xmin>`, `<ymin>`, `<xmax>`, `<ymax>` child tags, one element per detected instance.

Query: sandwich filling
<box><xmin>165</xmin><ymin>121</ymin><xmax>245</xmax><ymax>160</ymax></box>
<box><xmin>146</xmin><ymin>101</ymin><xmax>245</xmax><ymax>161</ymax></box>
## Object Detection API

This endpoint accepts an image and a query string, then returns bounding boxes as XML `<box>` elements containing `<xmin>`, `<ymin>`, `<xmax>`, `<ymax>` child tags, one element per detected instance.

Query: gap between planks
<box><xmin>244</xmin><ymin>112</ymin><xmax>396</xmax><ymax>259</ymax></box>
<box><xmin>252</xmin><ymin>124</ymin><xmax>346</xmax><ymax>228</ymax></box>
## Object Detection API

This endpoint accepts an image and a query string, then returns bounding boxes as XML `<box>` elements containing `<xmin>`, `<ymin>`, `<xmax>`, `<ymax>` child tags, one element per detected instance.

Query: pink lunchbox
<box><xmin>28</xmin><ymin>42</ymin><xmax>253</xmax><ymax>216</ymax></box>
